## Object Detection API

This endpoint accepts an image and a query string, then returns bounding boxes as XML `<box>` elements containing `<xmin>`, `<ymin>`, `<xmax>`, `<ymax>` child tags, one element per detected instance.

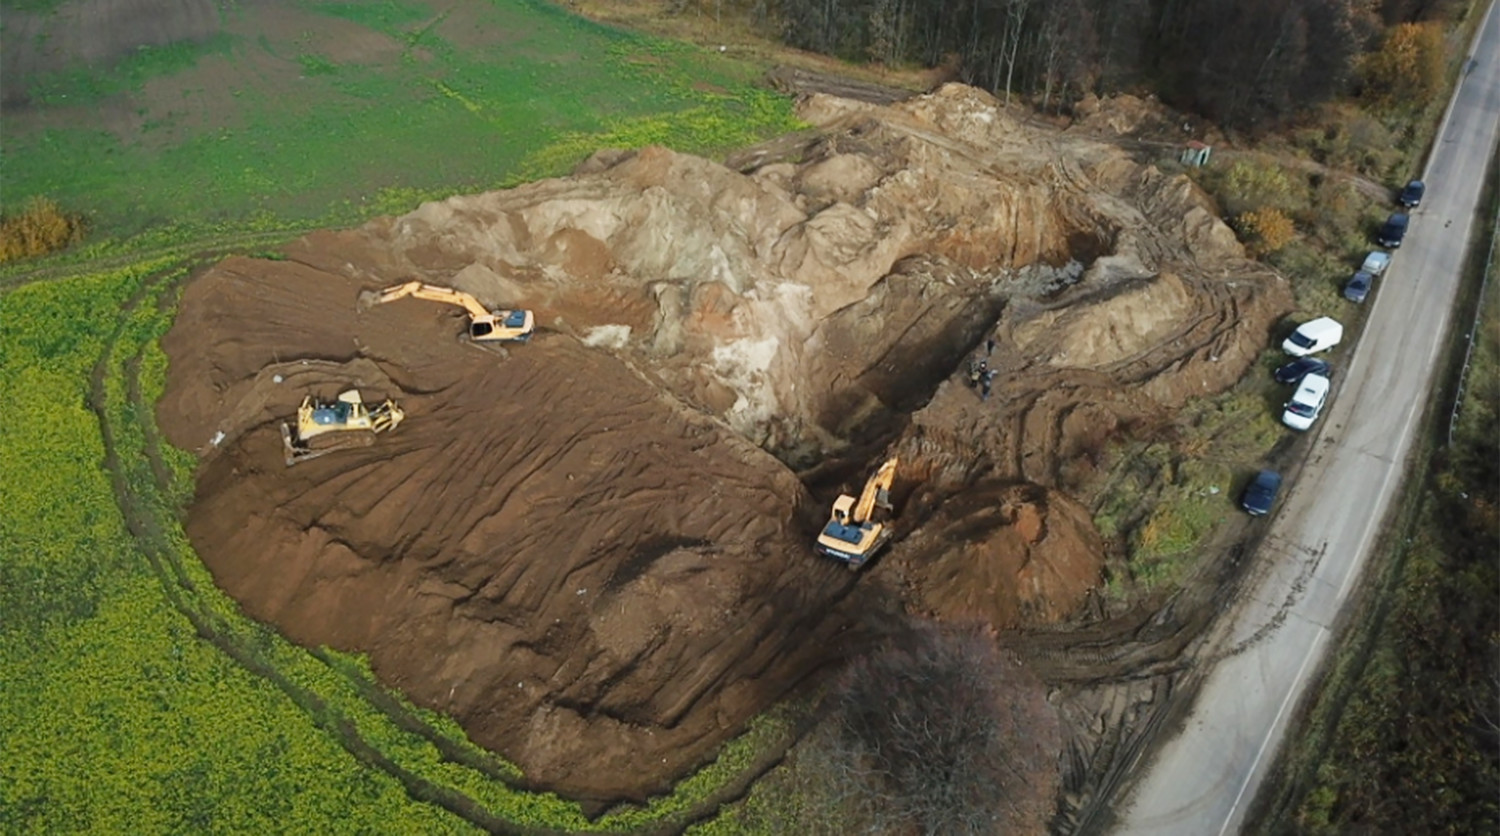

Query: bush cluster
<box><xmin>0</xmin><ymin>197</ymin><xmax>86</xmax><ymax>262</ymax></box>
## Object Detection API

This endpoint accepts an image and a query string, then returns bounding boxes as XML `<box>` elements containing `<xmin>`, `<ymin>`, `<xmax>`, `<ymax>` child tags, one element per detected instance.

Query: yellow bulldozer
<box><xmin>815</xmin><ymin>457</ymin><xmax>897</xmax><ymax>570</ymax></box>
<box><xmin>361</xmin><ymin>280</ymin><xmax>535</xmax><ymax>343</ymax></box>
<box><xmin>281</xmin><ymin>389</ymin><xmax>404</xmax><ymax>466</ymax></box>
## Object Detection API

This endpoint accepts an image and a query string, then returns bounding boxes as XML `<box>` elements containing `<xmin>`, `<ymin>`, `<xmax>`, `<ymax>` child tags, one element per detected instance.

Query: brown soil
<box><xmin>156</xmin><ymin>84</ymin><xmax>1292</xmax><ymax>802</ymax></box>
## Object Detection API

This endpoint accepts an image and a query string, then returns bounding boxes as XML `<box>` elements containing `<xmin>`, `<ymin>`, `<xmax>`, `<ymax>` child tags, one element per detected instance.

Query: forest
<box><xmin>698</xmin><ymin>0</ymin><xmax>1467</xmax><ymax>127</ymax></box>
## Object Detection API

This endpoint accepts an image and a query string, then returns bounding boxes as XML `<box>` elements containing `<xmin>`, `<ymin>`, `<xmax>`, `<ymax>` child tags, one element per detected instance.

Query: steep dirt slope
<box><xmin>157</xmin><ymin>83</ymin><xmax>1291</xmax><ymax>800</ymax></box>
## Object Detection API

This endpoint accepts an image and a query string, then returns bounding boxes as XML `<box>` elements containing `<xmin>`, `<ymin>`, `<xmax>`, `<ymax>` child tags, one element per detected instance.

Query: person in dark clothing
<box><xmin>980</xmin><ymin>369</ymin><xmax>996</xmax><ymax>401</ymax></box>
<box><xmin>986</xmin><ymin>337</ymin><xmax>996</xmax><ymax>355</ymax></box>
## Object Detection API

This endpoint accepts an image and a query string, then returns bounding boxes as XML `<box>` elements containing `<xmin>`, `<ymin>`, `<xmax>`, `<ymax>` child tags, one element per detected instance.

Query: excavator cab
<box><xmin>470</xmin><ymin>310</ymin><xmax>532</xmax><ymax>342</ymax></box>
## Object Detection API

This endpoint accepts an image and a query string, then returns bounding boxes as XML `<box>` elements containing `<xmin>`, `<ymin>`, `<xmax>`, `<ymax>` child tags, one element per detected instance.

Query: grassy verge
<box><xmin>1087</xmin><ymin>384</ymin><xmax>1287</xmax><ymax>599</ymax></box>
<box><xmin>1248</xmin><ymin>149</ymin><xmax>1499</xmax><ymax>835</ymax></box>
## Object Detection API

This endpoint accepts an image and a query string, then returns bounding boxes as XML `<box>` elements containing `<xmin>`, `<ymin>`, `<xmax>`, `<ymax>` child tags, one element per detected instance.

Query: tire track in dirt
<box><xmin>95</xmin><ymin>264</ymin><xmax>824</xmax><ymax>835</ymax></box>
<box><xmin>88</xmin><ymin>269</ymin><xmax>548</xmax><ymax>833</ymax></box>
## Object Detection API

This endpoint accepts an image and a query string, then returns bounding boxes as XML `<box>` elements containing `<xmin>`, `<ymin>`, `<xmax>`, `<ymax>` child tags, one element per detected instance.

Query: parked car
<box><xmin>1361</xmin><ymin>251</ymin><xmax>1391</xmax><ymax>276</ymax></box>
<box><xmin>1282</xmin><ymin>372</ymin><xmax>1331</xmax><ymax>431</ymax></box>
<box><xmin>1282</xmin><ymin>316</ymin><xmax>1344</xmax><ymax>357</ymax></box>
<box><xmin>1377</xmin><ymin>212</ymin><xmax>1410</xmax><ymax>248</ymax></box>
<box><xmin>1241</xmin><ymin>469</ymin><xmax>1283</xmax><ymax>516</ymax></box>
<box><xmin>1344</xmin><ymin>270</ymin><xmax>1374</xmax><ymax>303</ymax></box>
<box><xmin>1274</xmin><ymin>356</ymin><xmax>1331</xmax><ymax>384</ymax></box>
<box><xmin>1398</xmin><ymin>179</ymin><xmax>1425</xmax><ymax>208</ymax></box>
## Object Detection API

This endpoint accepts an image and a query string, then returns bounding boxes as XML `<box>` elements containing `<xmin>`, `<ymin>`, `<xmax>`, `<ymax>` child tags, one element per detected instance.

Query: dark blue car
<box><xmin>1241</xmin><ymin>469</ymin><xmax>1283</xmax><ymax>516</ymax></box>
<box><xmin>1274</xmin><ymin>357</ymin><xmax>1331</xmax><ymax>385</ymax></box>
<box><xmin>1398</xmin><ymin>180</ymin><xmax>1425</xmax><ymax>208</ymax></box>
<box><xmin>1377</xmin><ymin>212</ymin><xmax>1409</xmax><ymax>248</ymax></box>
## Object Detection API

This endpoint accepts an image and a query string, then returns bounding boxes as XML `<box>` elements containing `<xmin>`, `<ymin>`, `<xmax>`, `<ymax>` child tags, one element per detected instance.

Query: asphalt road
<box><xmin>1112</xmin><ymin>5</ymin><xmax>1500</xmax><ymax>834</ymax></box>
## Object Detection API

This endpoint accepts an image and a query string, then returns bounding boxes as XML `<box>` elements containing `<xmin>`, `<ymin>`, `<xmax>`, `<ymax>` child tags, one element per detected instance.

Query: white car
<box><xmin>1361</xmin><ymin>251</ymin><xmax>1391</xmax><ymax>276</ymax></box>
<box><xmin>1282</xmin><ymin>316</ymin><xmax>1344</xmax><ymax>356</ymax></box>
<box><xmin>1282</xmin><ymin>373</ymin><xmax>1331</xmax><ymax>431</ymax></box>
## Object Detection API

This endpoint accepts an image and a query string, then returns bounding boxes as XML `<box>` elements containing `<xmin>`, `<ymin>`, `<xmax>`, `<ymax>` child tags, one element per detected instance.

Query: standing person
<box><xmin>986</xmin><ymin>337</ymin><xmax>996</xmax><ymax>356</ymax></box>
<box><xmin>980</xmin><ymin>369</ymin><xmax>996</xmax><ymax>401</ymax></box>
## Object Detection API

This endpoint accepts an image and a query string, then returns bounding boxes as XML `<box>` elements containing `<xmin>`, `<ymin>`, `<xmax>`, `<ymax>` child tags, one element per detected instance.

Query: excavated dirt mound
<box><xmin>157</xmin><ymin>83</ymin><xmax>1291</xmax><ymax>800</ymax></box>
<box><xmin>894</xmin><ymin>483</ymin><xmax>1106</xmax><ymax>627</ymax></box>
<box><xmin>159</xmin><ymin>257</ymin><xmax>854</xmax><ymax>801</ymax></box>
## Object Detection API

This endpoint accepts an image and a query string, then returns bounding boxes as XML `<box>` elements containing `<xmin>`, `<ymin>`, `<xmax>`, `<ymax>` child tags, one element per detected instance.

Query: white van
<box><xmin>1283</xmin><ymin>373</ymin><xmax>1331</xmax><ymax>431</ymax></box>
<box><xmin>1282</xmin><ymin>316</ymin><xmax>1344</xmax><ymax>356</ymax></box>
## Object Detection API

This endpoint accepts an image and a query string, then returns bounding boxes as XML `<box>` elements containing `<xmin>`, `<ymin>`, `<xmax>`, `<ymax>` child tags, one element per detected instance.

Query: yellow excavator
<box><xmin>815</xmin><ymin>457</ymin><xmax>897</xmax><ymax>569</ymax></box>
<box><xmin>281</xmin><ymin>389</ymin><xmax>405</xmax><ymax>466</ymax></box>
<box><xmin>362</xmin><ymin>280</ymin><xmax>535</xmax><ymax>343</ymax></box>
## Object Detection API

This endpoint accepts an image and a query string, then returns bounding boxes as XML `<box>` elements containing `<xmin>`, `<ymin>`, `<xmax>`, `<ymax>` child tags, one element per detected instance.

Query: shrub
<box><xmin>803</xmin><ymin>620</ymin><xmax>1062</xmax><ymax>835</ymax></box>
<box><xmin>0</xmin><ymin>197</ymin><xmax>86</xmax><ymax>262</ymax></box>
<box><xmin>1220</xmin><ymin>159</ymin><xmax>1304</xmax><ymax>215</ymax></box>
<box><xmin>1237</xmin><ymin>206</ymin><xmax>1298</xmax><ymax>256</ymax></box>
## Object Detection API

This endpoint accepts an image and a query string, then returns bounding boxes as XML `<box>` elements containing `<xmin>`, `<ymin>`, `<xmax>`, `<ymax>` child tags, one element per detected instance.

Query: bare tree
<box><xmin>999</xmin><ymin>0</ymin><xmax>1032</xmax><ymax>106</ymax></box>
<box><xmin>807</xmin><ymin>619</ymin><xmax>1062</xmax><ymax>835</ymax></box>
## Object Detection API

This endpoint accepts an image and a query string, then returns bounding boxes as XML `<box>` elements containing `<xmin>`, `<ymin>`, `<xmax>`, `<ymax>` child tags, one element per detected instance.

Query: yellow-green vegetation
<box><xmin>1092</xmin><ymin>389</ymin><xmax>1285</xmax><ymax>595</ymax></box>
<box><xmin>1</xmin><ymin>257</ymin><xmax>802</xmax><ymax>832</ymax></box>
<box><xmin>1191</xmin><ymin>154</ymin><xmax>1387</xmax><ymax>318</ymax></box>
<box><xmin>0</xmin><ymin>196</ymin><xmax>87</xmax><ymax>263</ymax></box>
<box><xmin>1</xmin><ymin>263</ymin><xmax>466</xmax><ymax>833</ymax></box>
<box><xmin>1288</xmin><ymin>103</ymin><xmax>1403</xmax><ymax>178</ymax></box>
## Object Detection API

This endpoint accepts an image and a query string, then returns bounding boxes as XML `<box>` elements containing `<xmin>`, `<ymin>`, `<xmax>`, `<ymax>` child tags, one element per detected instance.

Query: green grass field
<box><xmin>1</xmin><ymin>0</ymin><xmax>808</xmax><ymax>830</ymax></box>
<box><xmin>2</xmin><ymin>0</ymin><xmax>801</xmax><ymax>252</ymax></box>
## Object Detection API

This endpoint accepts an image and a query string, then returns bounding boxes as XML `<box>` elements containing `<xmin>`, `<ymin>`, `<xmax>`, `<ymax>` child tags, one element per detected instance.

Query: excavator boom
<box><xmin>853</xmin><ymin>457</ymin><xmax>898</xmax><ymax>524</ymax></box>
<box><xmin>363</xmin><ymin>280</ymin><xmax>535</xmax><ymax>343</ymax></box>
<box><xmin>368</xmin><ymin>280</ymin><xmax>493</xmax><ymax>320</ymax></box>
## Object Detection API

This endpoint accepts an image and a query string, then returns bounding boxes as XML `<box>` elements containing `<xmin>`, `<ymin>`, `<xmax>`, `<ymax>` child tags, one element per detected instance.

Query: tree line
<box><xmin>723</xmin><ymin>0</ymin><xmax>1468</xmax><ymax>127</ymax></box>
